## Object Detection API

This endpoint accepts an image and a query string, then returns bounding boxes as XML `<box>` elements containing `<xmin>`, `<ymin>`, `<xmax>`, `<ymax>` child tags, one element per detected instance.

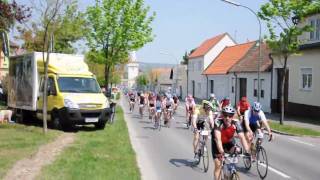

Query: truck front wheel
<box><xmin>95</xmin><ymin>120</ymin><xmax>106</xmax><ymax>130</ymax></box>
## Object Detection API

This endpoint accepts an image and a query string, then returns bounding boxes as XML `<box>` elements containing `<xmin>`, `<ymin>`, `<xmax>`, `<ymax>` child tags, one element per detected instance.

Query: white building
<box><xmin>172</xmin><ymin>64</ymin><xmax>187</xmax><ymax>99</ymax></box>
<box><xmin>271</xmin><ymin>13</ymin><xmax>320</xmax><ymax>117</ymax></box>
<box><xmin>121</xmin><ymin>51</ymin><xmax>139</xmax><ymax>89</ymax></box>
<box><xmin>188</xmin><ymin>33</ymin><xmax>236</xmax><ymax>100</ymax></box>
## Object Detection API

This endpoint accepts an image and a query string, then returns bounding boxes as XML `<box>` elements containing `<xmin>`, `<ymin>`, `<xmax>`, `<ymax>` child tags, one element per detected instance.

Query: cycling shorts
<box><xmin>196</xmin><ymin>120</ymin><xmax>205</xmax><ymax>130</ymax></box>
<box><xmin>211</xmin><ymin>136</ymin><xmax>236</xmax><ymax>159</ymax></box>
<box><xmin>149</xmin><ymin>103</ymin><xmax>154</xmax><ymax>107</ymax></box>
<box><xmin>130</xmin><ymin>98</ymin><xmax>135</xmax><ymax>102</ymax></box>
<box><xmin>166</xmin><ymin>105</ymin><xmax>172</xmax><ymax>109</ymax></box>
<box><xmin>242</xmin><ymin>121</ymin><xmax>260</xmax><ymax>133</ymax></box>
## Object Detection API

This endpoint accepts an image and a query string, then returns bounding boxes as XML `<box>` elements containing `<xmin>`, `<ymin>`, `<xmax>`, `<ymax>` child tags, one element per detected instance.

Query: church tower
<box><xmin>127</xmin><ymin>51</ymin><xmax>139</xmax><ymax>88</ymax></box>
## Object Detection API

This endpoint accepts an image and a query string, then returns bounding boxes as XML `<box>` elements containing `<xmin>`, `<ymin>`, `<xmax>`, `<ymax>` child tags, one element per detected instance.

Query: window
<box><xmin>260</xmin><ymin>79</ymin><xmax>265</xmax><ymax>98</ymax></box>
<box><xmin>198</xmin><ymin>61</ymin><xmax>202</xmax><ymax>71</ymax></box>
<box><xmin>310</xmin><ymin>19</ymin><xmax>320</xmax><ymax>41</ymax></box>
<box><xmin>210</xmin><ymin>80</ymin><xmax>214</xmax><ymax>93</ymax></box>
<box><xmin>310</xmin><ymin>20</ymin><xmax>315</xmax><ymax>40</ymax></box>
<box><xmin>253</xmin><ymin>79</ymin><xmax>258</xmax><ymax>97</ymax></box>
<box><xmin>301</xmin><ymin>68</ymin><xmax>312</xmax><ymax>90</ymax></box>
<box><xmin>197</xmin><ymin>83</ymin><xmax>201</xmax><ymax>94</ymax></box>
<box><xmin>231</xmin><ymin>78</ymin><xmax>235</xmax><ymax>93</ymax></box>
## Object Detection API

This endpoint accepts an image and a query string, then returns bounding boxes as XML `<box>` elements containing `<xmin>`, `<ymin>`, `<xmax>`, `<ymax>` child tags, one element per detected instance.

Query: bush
<box><xmin>116</xmin><ymin>92</ymin><xmax>120</xmax><ymax>100</ymax></box>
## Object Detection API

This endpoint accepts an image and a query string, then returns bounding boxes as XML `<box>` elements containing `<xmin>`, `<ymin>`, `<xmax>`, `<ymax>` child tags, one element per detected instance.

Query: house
<box><xmin>229</xmin><ymin>43</ymin><xmax>272</xmax><ymax>112</ymax></box>
<box><xmin>150</xmin><ymin>68</ymin><xmax>173</xmax><ymax>93</ymax></box>
<box><xmin>0</xmin><ymin>40</ymin><xmax>20</xmax><ymax>81</ymax></box>
<box><xmin>188</xmin><ymin>33</ymin><xmax>236</xmax><ymax>100</ymax></box>
<box><xmin>203</xmin><ymin>41</ymin><xmax>256</xmax><ymax>104</ymax></box>
<box><xmin>172</xmin><ymin>64</ymin><xmax>187</xmax><ymax>99</ymax></box>
<box><xmin>271</xmin><ymin>13</ymin><xmax>320</xmax><ymax>117</ymax></box>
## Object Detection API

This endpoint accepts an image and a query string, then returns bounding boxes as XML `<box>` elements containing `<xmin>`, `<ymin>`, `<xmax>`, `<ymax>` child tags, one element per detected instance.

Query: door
<box><xmin>239</xmin><ymin>78</ymin><xmax>247</xmax><ymax>100</ymax></box>
<box><xmin>37</xmin><ymin>76</ymin><xmax>58</xmax><ymax>120</ymax></box>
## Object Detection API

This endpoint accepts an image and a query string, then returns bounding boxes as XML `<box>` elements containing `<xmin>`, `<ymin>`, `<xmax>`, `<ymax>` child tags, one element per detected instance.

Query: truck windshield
<box><xmin>57</xmin><ymin>77</ymin><xmax>101</xmax><ymax>93</ymax></box>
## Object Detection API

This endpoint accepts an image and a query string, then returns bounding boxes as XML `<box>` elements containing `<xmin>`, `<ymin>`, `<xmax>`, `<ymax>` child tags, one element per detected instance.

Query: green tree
<box><xmin>258</xmin><ymin>0</ymin><xmax>320</xmax><ymax>124</ymax></box>
<box><xmin>136</xmin><ymin>74</ymin><xmax>149</xmax><ymax>89</ymax></box>
<box><xmin>85</xmin><ymin>0</ymin><xmax>155</xmax><ymax>90</ymax></box>
<box><xmin>15</xmin><ymin>0</ymin><xmax>85</xmax><ymax>53</ymax></box>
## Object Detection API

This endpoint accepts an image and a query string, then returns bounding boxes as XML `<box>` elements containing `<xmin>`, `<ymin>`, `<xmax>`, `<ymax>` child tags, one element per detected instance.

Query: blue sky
<box><xmin>16</xmin><ymin>0</ymin><xmax>269</xmax><ymax>64</ymax></box>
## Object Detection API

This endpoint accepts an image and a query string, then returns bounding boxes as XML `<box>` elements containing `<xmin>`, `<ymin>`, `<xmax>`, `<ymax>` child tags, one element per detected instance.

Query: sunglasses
<box><xmin>223</xmin><ymin>113</ymin><xmax>233</xmax><ymax>118</ymax></box>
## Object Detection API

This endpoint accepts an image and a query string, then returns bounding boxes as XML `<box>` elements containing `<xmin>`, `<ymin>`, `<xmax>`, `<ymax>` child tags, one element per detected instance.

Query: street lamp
<box><xmin>160</xmin><ymin>51</ymin><xmax>180</xmax><ymax>95</ymax></box>
<box><xmin>221</xmin><ymin>0</ymin><xmax>262</xmax><ymax>102</ymax></box>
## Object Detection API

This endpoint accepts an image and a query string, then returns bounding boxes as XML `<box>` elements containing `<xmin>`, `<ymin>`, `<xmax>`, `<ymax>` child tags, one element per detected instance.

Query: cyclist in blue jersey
<box><xmin>243</xmin><ymin>102</ymin><xmax>273</xmax><ymax>143</ymax></box>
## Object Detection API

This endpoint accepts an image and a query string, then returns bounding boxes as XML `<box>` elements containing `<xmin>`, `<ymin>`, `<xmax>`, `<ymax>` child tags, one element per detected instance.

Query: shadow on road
<box><xmin>169</xmin><ymin>158</ymin><xmax>195</xmax><ymax>168</ymax></box>
<box><xmin>143</xmin><ymin>126</ymin><xmax>156</xmax><ymax>130</ymax></box>
<box><xmin>175</xmin><ymin>126</ymin><xmax>189</xmax><ymax>130</ymax></box>
<box><xmin>139</xmin><ymin>120</ymin><xmax>152</xmax><ymax>124</ymax></box>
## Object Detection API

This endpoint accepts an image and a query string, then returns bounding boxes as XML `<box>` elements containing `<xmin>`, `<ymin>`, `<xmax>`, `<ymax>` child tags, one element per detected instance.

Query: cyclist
<box><xmin>128</xmin><ymin>91</ymin><xmax>136</xmax><ymax>112</ymax></box>
<box><xmin>220</xmin><ymin>96</ymin><xmax>231</xmax><ymax>109</ymax></box>
<box><xmin>212</xmin><ymin>105</ymin><xmax>250</xmax><ymax>180</ymax></box>
<box><xmin>154</xmin><ymin>94</ymin><xmax>163</xmax><ymax>127</ymax></box>
<box><xmin>172</xmin><ymin>94</ymin><xmax>179</xmax><ymax>114</ymax></box>
<box><xmin>243</xmin><ymin>102</ymin><xmax>273</xmax><ymax>146</ymax></box>
<box><xmin>192</xmin><ymin>100</ymin><xmax>214</xmax><ymax>161</ymax></box>
<box><xmin>138</xmin><ymin>91</ymin><xmax>146</xmax><ymax>118</ymax></box>
<box><xmin>163</xmin><ymin>94</ymin><xmax>174</xmax><ymax>126</ymax></box>
<box><xmin>237</xmin><ymin>96</ymin><xmax>250</xmax><ymax>121</ymax></box>
<box><xmin>185</xmin><ymin>94</ymin><xmax>196</xmax><ymax>126</ymax></box>
<box><xmin>148</xmin><ymin>92</ymin><xmax>156</xmax><ymax>119</ymax></box>
<box><xmin>208</xmin><ymin>93</ymin><xmax>220</xmax><ymax>119</ymax></box>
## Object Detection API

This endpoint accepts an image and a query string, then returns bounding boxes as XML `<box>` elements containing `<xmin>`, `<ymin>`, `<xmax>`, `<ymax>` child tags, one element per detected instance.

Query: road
<box><xmin>120</xmin><ymin>97</ymin><xmax>320</xmax><ymax>180</ymax></box>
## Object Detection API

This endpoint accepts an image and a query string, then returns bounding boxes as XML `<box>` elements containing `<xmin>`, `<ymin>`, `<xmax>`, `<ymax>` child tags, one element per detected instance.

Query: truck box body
<box><xmin>8</xmin><ymin>52</ymin><xmax>110</xmax><ymax>129</ymax></box>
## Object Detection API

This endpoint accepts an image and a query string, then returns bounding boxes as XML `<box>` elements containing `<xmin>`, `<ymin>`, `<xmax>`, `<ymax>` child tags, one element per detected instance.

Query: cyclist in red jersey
<box><xmin>211</xmin><ymin>105</ymin><xmax>250</xmax><ymax>179</ymax></box>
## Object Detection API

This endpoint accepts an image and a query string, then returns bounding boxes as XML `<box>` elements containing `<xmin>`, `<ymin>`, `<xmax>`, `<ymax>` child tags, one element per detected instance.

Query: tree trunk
<box><xmin>280</xmin><ymin>56</ymin><xmax>288</xmax><ymax>125</ymax></box>
<box><xmin>104</xmin><ymin>64</ymin><xmax>111</xmax><ymax>90</ymax></box>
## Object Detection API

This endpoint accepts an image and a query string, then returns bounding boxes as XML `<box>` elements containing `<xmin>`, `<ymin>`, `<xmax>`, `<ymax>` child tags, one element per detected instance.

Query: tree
<box><xmin>181</xmin><ymin>48</ymin><xmax>196</xmax><ymax>65</ymax></box>
<box><xmin>15</xmin><ymin>0</ymin><xmax>85</xmax><ymax>53</ymax></box>
<box><xmin>136</xmin><ymin>74</ymin><xmax>148</xmax><ymax>90</ymax></box>
<box><xmin>39</xmin><ymin>0</ymin><xmax>66</xmax><ymax>133</ymax></box>
<box><xmin>258</xmin><ymin>0</ymin><xmax>320</xmax><ymax>124</ymax></box>
<box><xmin>85</xmin><ymin>0</ymin><xmax>155</xmax><ymax>90</ymax></box>
<box><xmin>0</xmin><ymin>0</ymin><xmax>31</xmax><ymax>32</ymax></box>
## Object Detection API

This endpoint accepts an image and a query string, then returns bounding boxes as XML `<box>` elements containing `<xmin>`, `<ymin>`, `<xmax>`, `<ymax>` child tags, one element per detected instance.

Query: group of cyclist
<box><xmin>127</xmin><ymin>90</ymin><xmax>180</xmax><ymax>127</ymax></box>
<box><xmin>127</xmin><ymin>90</ymin><xmax>273</xmax><ymax>179</ymax></box>
<box><xmin>188</xmin><ymin>93</ymin><xmax>273</xmax><ymax>179</ymax></box>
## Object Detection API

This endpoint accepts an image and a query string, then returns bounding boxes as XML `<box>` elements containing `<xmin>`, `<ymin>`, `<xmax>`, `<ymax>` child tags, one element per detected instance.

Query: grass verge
<box><xmin>38</xmin><ymin>107</ymin><xmax>140</xmax><ymax>180</ymax></box>
<box><xmin>270</xmin><ymin>121</ymin><xmax>320</xmax><ymax>137</ymax></box>
<box><xmin>0</xmin><ymin>124</ymin><xmax>61</xmax><ymax>178</ymax></box>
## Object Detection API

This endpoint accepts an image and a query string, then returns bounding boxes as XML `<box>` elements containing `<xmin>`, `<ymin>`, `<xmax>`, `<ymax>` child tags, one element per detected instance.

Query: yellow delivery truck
<box><xmin>8</xmin><ymin>52</ymin><xmax>111</xmax><ymax>130</ymax></box>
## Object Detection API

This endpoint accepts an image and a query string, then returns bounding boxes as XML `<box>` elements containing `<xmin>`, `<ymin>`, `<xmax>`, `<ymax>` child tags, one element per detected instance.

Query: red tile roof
<box><xmin>189</xmin><ymin>33</ymin><xmax>228</xmax><ymax>59</ymax></box>
<box><xmin>203</xmin><ymin>41</ymin><xmax>256</xmax><ymax>75</ymax></box>
<box><xmin>229</xmin><ymin>43</ymin><xmax>272</xmax><ymax>73</ymax></box>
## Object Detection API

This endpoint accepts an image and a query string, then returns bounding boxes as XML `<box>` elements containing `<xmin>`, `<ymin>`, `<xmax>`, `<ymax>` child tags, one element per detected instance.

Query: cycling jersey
<box><xmin>173</xmin><ymin>96</ymin><xmax>178</xmax><ymax>104</ymax></box>
<box><xmin>185</xmin><ymin>98</ymin><xmax>196</xmax><ymax>108</ymax></box>
<box><xmin>213</xmin><ymin>119</ymin><xmax>243</xmax><ymax>144</ymax></box>
<box><xmin>237</xmin><ymin>101</ymin><xmax>250</xmax><ymax>115</ymax></box>
<box><xmin>221</xmin><ymin>99</ymin><xmax>230</xmax><ymax>109</ymax></box>
<box><xmin>193</xmin><ymin>107</ymin><xmax>212</xmax><ymax>131</ymax></box>
<box><xmin>139</xmin><ymin>96</ymin><xmax>145</xmax><ymax>105</ymax></box>
<box><xmin>244</xmin><ymin>110</ymin><xmax>266</xmax><ymax>125</ymax></box>
<box><xmin>155</xmin><ymin>101</ymin><xmax>162</xmax><ymax>111</ymax></box>
<box><xmin>129</xmin><ymin>94</ymin><xmax>135</xmax><ymax>101</ymax></box>
<box><xmin>210</xmin><ymin>99</ymin><xmax>220</xmax><ymax>112</ymax></box>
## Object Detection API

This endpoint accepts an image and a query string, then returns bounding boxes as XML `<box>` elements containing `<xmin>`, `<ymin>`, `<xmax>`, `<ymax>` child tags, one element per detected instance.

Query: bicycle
<box><xmin>194</xmin><ymin>128</ymin><xmax>210</xmax><ymax>172</ymax></box>
<box><xmin>149</xmin><ymin>106</ymin><xmax>156</xmax><ymax>122</ymax></box>
<box><xmin>139</xmin><ymin>104</ymin><xmax>144</xmax><ymax>118</ymax></box>
<box><xmin>164</xmin><ymin>106</ymin><xmax>173</xmax><ymax>128</ymax></box>
<box><xmin>244</xmin><ymin>131</ymin><xmax>269</xmax><ymax>180</ymax></box>
<box><xmin>218</xmin><ymin>152</ymin><xmax>241</xmax><ymax>180</ymax></box>
<box><xmin>186</xmin><ymin>108</ymin><xmax>193</xmax><ymax>129</ymax></box>
<box><xmin>129</xmin><ymin>100</ymin><xmax>135</xmax><ymax>112</ymax></box>
<box><xmin>154</xmin><ymin>108</ymin><xmax>162</xmax><ymax>131</ymax></box>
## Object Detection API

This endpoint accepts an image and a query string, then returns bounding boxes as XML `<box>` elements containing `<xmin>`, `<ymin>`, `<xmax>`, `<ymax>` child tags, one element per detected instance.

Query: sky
<box><xmin>16</xmin><ymin>0</ymin><xmax>269</xmax><ymax>64</ymax></box>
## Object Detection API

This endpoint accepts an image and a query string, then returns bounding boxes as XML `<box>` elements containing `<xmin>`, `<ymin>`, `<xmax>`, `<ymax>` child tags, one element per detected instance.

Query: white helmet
<box><xmin>253</xmin><ymin>102</ymin><xmax>262</xmax><ymax>112</ymax></box>
<box><xmin>222</xmin><ymin>105</ymin><xmax>235</xmax><ymax>115</ymax></box>
<box><xmin>210</xmin><ymin>93</ymin><xmax>215</xmax><ymax>98</ymax></box>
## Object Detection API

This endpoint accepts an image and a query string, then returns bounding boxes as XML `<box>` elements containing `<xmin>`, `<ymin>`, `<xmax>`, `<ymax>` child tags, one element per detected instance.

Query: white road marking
<box><xmin>259</xmin><ymin>163</ymin><xmax>291</xmax><ymax>179</ymax></box>
<box><xmin>290</xmin><ymin>138</ymin><xmax>315</xmax><ymax>147</ymax></box>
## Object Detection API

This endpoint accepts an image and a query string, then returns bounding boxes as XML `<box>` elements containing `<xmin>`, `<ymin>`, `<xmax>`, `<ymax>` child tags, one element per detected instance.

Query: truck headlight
<box><xmin>64</xmin><ymin>98</ymin><xmax>79</xmax><ymax>109</ymax></box>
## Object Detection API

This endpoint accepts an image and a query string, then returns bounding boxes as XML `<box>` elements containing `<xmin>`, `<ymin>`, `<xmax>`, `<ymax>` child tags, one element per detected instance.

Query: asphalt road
<box><xmin>120</xmin><ymin>97</ymin><xmax>320</xmax><ymax>180</ymax></box>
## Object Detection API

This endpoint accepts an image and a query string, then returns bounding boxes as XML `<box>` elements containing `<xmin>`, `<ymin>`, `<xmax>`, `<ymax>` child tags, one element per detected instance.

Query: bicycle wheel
<box><xmin>256</xmin><ymin>146</ymin><xmax>268</xmax><ymax>179</ymax></box>
<box><xmin>243</xmin><ymin>154</ymin><xmax>252</xmax><ymax>170</ymax></box>
<box><xmin>231</xmin><ymin>172</ymin><xmax>240</xmax><ymax>180</ymax></box>
<box><xmin>202</xmin><ymin>144</ymin><xmax>209</xmax><ymax>172</ymax></box>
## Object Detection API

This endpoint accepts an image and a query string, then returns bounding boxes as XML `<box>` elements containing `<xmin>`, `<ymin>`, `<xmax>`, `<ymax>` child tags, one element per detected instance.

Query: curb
<box><xmin>270</xmin><ymin>129</ymin><xmax>297</xmax><ymax>137</ymax></box>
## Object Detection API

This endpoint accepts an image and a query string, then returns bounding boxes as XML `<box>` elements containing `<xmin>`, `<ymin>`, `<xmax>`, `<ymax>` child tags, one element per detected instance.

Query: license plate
<box><xmin>85</xmin><ymin>117</ymin><xmax>99</xmax><ymax>123</ymax></box>
<box><xmin>201</xmin><ymin>130</ymin><xmax>209</xmax><ymax>136</ymax></box>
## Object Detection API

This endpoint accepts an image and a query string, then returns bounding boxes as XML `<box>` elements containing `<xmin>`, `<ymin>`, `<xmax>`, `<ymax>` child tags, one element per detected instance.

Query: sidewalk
<box><xmin>266</xmin><ymin>113</ymin><xmax>320</xmax><ymax>132</ymax></box>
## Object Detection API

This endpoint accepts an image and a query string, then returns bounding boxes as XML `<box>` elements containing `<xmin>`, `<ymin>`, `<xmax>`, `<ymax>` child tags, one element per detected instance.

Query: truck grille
<box><xmin>78</xmin><ymin>103</ymin><xmax>102</xmax><ymax>109</ymax></box>
<box><xmin>81</xmin><ymin>112</ymin><xmax>101</xmax><ymax>118</ymax></box>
